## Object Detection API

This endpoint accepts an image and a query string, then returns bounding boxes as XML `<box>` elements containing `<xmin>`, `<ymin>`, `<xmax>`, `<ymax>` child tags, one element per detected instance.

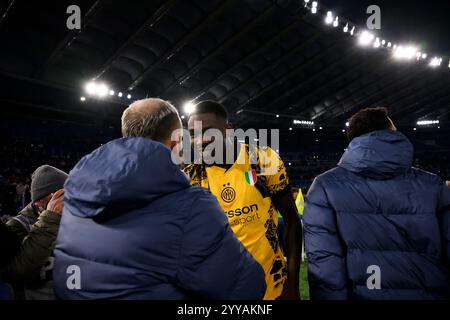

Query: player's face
<box><xmin>188</xmin><ymin>113</ymin><xmax>227</xmax><ymax>151</ymax></box>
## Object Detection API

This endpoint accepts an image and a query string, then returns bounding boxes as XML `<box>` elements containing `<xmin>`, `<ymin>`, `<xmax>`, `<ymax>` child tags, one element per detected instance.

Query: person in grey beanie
<box><xmin>30</xmin><ymin>165</ymin><xmax>68</xmax><ymax>208</ymax></box>
<box><xmin>2</xmin><ymin>165</ymin><xmax>67</xmax><ymax>300</ymax></box>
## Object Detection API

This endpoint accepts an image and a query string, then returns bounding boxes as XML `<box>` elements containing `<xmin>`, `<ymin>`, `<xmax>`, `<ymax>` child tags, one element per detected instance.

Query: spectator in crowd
<box><xmin>3</xmin><ymin>165</ymin><xmax>67</xmax><ymax>300</ymax></box>
<box><xmin>0</xmin><ymin>220</ymin><xmax>20</xmax><ymax>299</ymax></box>
<box><xmin>1</xmin><ymin>188</ymin><xmax>64</xmax><ymax>300</ymax></box>
<box><xmin>53</xmin><ymin>98</ymin><xmax>266</xmax><ymax>300</ymax></box>
<box><xmin>15</xmin><ymin>178</ymin><xmax>29</xmax><ymax>211</ymax></box>
<box><xmin>304</xmin><ymin>107</ymin><xmax>450</xmax><ymax>300</ymax></box>
<box><xmin>184</xmin><ymin>101</ymin><xmax>302</xmax><ymax>300</ymax></box>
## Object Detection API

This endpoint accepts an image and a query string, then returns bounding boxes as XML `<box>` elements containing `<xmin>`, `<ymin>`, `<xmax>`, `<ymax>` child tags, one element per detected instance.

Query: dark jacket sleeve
<box><xmin>303</xmin><ymin>178</ymin><xmax>348</xmax><ymax>300</ymax></box>
<box><xmin>438</xmin><ymin>182</ymin><xmax>450</xmax><ymax>269</ymax></box>
<box><xmin>6</xmin><ymin>203</ymin><xmax>35</xmax><ymax>241</ymax></box>
<box><xmin>175</xmin><ymin>191</ymin><xmax>266</xmax><ymax>300</ymax></box>
<box><xmin>1</xmin><ymin>210</ymin><xmax>61</xmax><ymax>283</ymax></box>
<box><xmin>0</xmin><ymin>221</ymin><xmax>20</xmax><ymax>269</ymax></box>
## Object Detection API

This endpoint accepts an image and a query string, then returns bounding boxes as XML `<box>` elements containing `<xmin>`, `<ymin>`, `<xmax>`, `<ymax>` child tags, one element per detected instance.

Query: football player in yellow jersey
<box><xmin>183</xmin><ymin>101</ymin><xmax>302</xmax><ymax>300</ymax></box>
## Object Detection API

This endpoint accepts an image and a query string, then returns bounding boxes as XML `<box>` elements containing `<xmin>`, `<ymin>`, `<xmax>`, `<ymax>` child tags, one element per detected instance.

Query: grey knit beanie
<box><xmin>31</xmin><ymin>165</ymin><xmax>68</xmax><ymax>202</ymax></box>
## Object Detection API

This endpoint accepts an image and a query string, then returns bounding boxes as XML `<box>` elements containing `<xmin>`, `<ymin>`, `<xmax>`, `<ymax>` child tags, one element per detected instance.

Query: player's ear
<box><xmin>168</xmin><ymin>139</ymin><xmax>177</xmax><ymax>150</ymax></box>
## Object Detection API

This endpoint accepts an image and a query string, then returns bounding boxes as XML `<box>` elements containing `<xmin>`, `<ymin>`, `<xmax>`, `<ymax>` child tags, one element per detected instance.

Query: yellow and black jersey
<box><xmin>184</xmin><ymin>144</ymin><xmax>290</xmax><ymax>300</ymax></box>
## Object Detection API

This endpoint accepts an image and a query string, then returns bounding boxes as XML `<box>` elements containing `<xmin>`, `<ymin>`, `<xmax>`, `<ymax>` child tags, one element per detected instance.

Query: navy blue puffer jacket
<box><xmin>53</xmin><ymin>138</ymin><xmax>265</xmax><ymax>300</ymax></box>
<box><xmin>304</xmin><ymin>130</ymin><xmax>450</xmax><ymax>300</ymax></box>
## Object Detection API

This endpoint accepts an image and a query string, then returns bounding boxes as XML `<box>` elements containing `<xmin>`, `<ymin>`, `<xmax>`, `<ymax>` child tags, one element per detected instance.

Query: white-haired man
<box><xmin>53</xmin><ymin>98</ymin><xmax>266</xmax><ymax>300</ymax></box>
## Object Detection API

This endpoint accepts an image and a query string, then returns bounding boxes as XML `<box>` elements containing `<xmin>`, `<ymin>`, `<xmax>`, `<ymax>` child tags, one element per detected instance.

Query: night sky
<box><xmin>320</xmin><ymin>0</ymin><xmax>450</xmax><ymax>56</ymax></box>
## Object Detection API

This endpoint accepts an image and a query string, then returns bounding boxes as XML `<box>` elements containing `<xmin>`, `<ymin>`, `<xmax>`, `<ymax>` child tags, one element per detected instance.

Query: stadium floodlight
<box><xmin>293</xmin><ymin>120</ymin><xmax>314</xmax><ymax>126</ymax></box>
<box><xmin>183</xmin><ymin>101</ymin><xmax>196</xmax><ymax>114</ymax></box>
<box><xmin>417</xmin><ymin>120</ymin><xmax>439</xmax><ymax>126</ymax></box>
<box><xmin>109</xmin><ymin>90</ymin><xmax>115</xmax><ymax>96</ymax></box>
<box><xmin>325</xmin><ymin>11</ymin><xmax>333</xmax><ymax>24</ymax></box>
<box><xmin>288</xmin><ymin>162</ymin><xmax>292</xmax><ymax>166</ymax></box>
<box><xmin>319</xmin><ymin>127</ymin><xmax>323</xmax><ymax>130</ymax></box>
<box><xmin>350</xmin><ymin>26</ymin><xmax>355</xmax><ymax>36</ymax></box>
<box><xmin>387</xmin><ymin>42</ymin><xmax>392</xmax><ymax>48</ymax></box>
<box><xmin>276</xmin><ymin>114</ymin><xmax>280</xmax><ymax>118</ymax></box>
<box><xmin>181</xmin><ymin>115</ymin><xmax>185</xmax><ymax>119</ymax></box>
<box><xmin>393</xmin><ymin>46</ymin><xmax>418</xmax><ymax>60</ymax></box>
<box><xmin>127</xmin><ymin>94</ymin><xmax>132</xmax><ymax>99</ymax></box>
<box><xmin>311</xmin><ymin>1</ymin><xmax>318</xmax><ymax>14</ymax></box>
<box><xmin>342</xmin><ymin>129</ymin><xmax>346</xmax><ymax>132</ymax></box>
<box><xmin>421</xmin><ymin>53</ymin><xmax>427</xmax><ymax>59</ymax></box>
<box><xmin>358</xmin><ymin>31</ymin><xmax>374</xmax><ymax>46</ymax></box>
<box><xmin>96</xmin><ymin>83</ymin><xmax>108</xmax><ymax>97</ymax></box>
<box><xmin>118</xmin><ymin>92</ymin><xmax>123</xmax><ymax>97</ymax></box>
<box><xmin>80</xmin><ymin>96</ymin><xmax>86</xmax><ymax>102</ymax></box>
<box><xmin>345</xmin><ymin>122</ymin><xmax>349</xmax><ymax>127</ymax></box>
<box><xmin>413</xmin><ymin>128</ymin><xmax>417</xmax><ymax>131</ymax></box>
<box><xmin>333</xmin><ymin>16</ymin><xmax>339</xmax><ymax>27</ymax></box>
<box><xmin>289</xmin><ymin>127</ymin><xmax>293</xmax><ymax>131</ymax></box>
<box><xmin>343</xmin><ymin>23</ymin><xmax>349</xmax><ymax>33</ymax></box>
<box><xmin>381</xmin><ymin>39</ymin><xmax>386</xmax><ymax>46</ymax></box>
<box><xmin>85</xmin><ymin>82</ymin><xmax>97</xmax><ymax>95</ymax></box>
<box><xmin>429</xmin><ymin>57</ymin><xmax>442</xmax><ymax>67</ymax></box>
<box><xmin>373</xmin><ymin>38</ymin><xmax>381</xmax><ymax>48</ymax></box>
<box><xmin>84</xmin><ymin>81</ymin><xmax>109</xmax><ymax>97</ymax></box>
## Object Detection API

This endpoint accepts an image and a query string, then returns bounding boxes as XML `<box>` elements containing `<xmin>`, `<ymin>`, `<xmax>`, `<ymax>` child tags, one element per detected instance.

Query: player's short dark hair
<box><xmin>191</xmin><ymin>100</ymin><xmax>228</xmax><ymax>120</ymax></box>
<box><xmin>347</xmin><ymin>107</ymin><xmax>392</xmax><ymax>141</ymax></box>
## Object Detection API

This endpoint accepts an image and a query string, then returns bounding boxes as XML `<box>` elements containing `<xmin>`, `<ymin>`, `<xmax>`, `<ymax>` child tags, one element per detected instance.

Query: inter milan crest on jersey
<box><xmin>245</xmin><ymin>169</ymin><xmax>257</xmax><ymax>186</ymax></box>
<box><xmin>221</xmin><ymin>183</ymin><xmax>236</xmax><ymax>203</ymax></box>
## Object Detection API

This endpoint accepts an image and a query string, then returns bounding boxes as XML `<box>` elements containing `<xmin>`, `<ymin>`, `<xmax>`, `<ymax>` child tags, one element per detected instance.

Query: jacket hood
<box><xmin>338</xmin><ymin>130</ymin><xmax>413</xmax><ymax>179</ymax></box>
<box><xmin>64</xmin><ymin>138</ymin><xmax>190</xmax><ymax>220</ymax></box>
